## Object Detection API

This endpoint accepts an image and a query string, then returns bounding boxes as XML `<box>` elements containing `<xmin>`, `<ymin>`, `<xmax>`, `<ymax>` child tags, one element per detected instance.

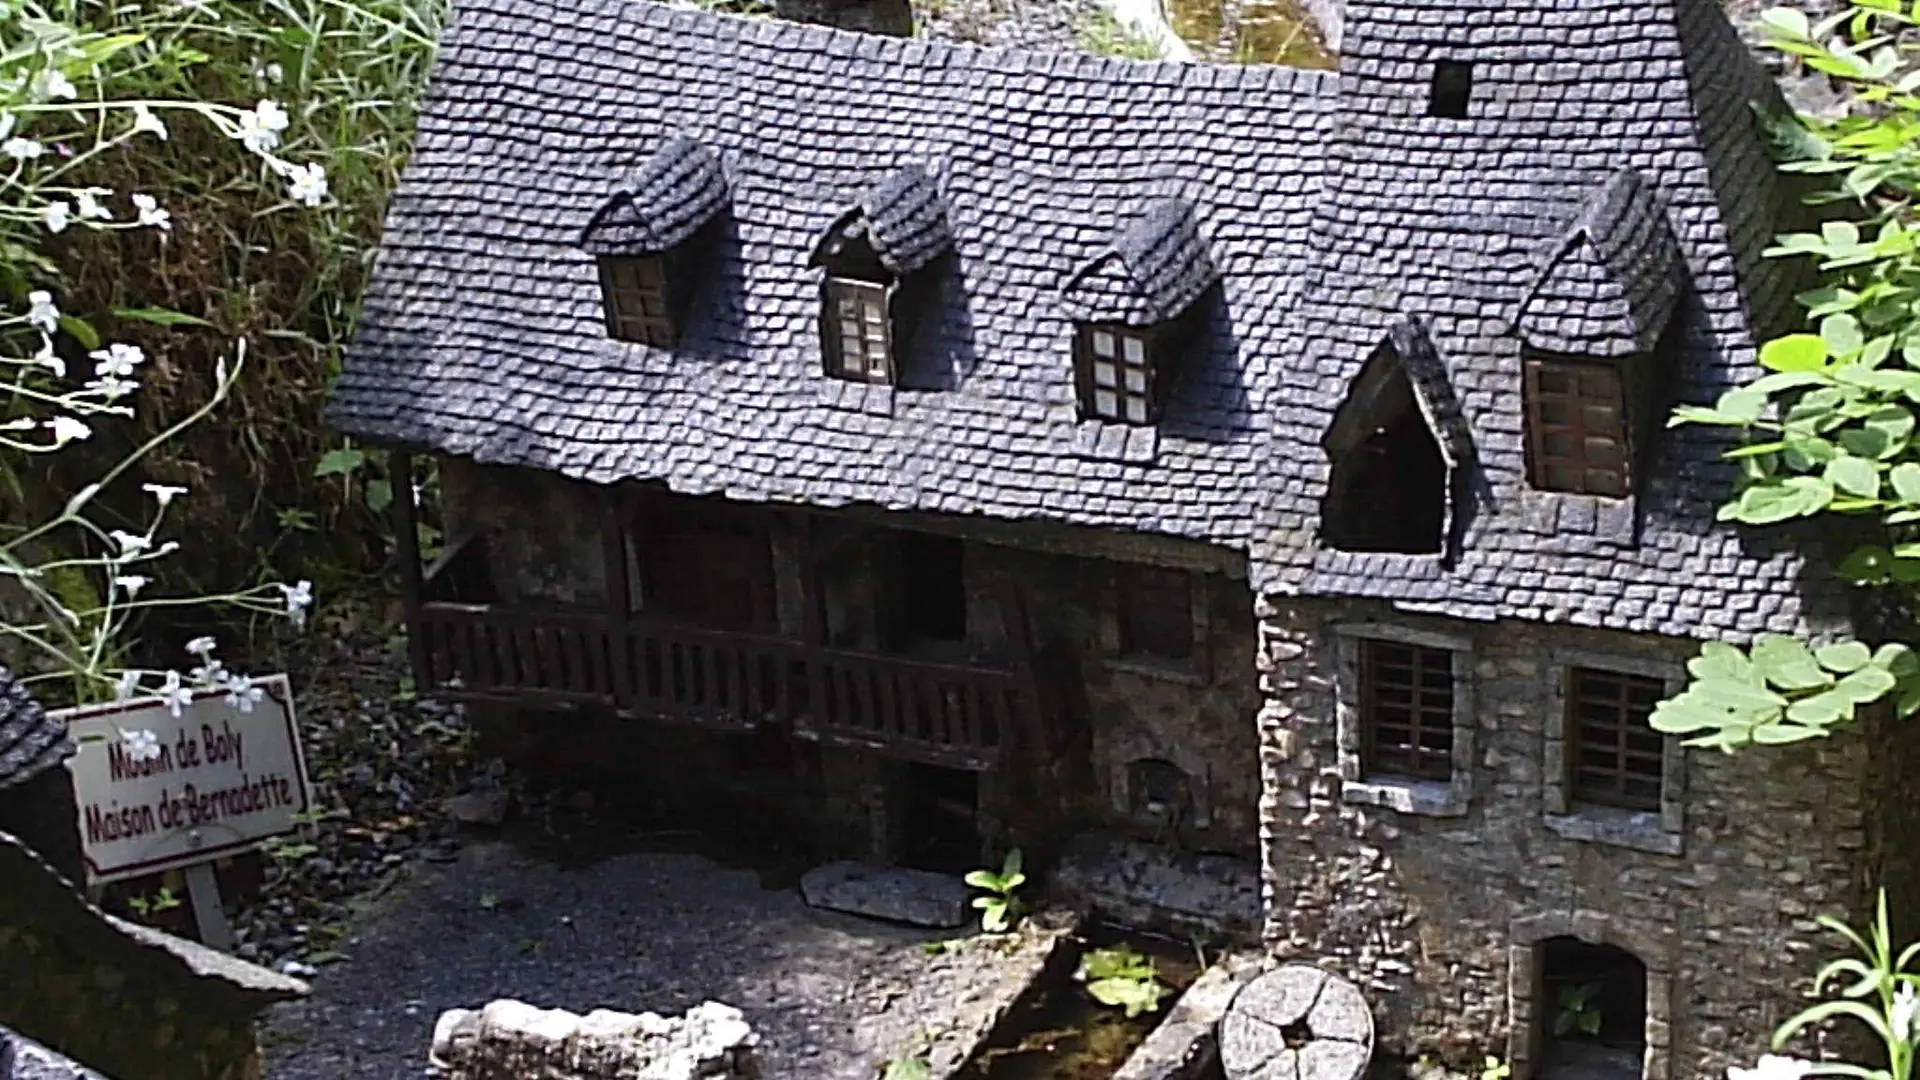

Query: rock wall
<box><xmin>1255</xmin><ymin>598</ymin><xmax>1879</xmax><ymax>1080</ymax></box>
<box><xmin>430</xmin><ymin>999</ymin><xmax>760</xmax><ymax>1080</ymax></box>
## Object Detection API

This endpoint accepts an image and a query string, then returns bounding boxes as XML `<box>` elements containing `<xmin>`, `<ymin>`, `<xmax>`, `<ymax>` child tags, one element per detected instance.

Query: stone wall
<box><xmin>1255</xmin><ymin>598</ymin><xmax>1878</xmax><ymax>1080</ymax></box>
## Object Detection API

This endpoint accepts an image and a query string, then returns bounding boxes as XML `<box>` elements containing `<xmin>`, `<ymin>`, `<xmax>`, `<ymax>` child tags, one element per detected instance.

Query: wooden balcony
<box><xmin>413</xmin><ymin>601</ymin><xmax>1022</xmax><ymax>769</ymax></box>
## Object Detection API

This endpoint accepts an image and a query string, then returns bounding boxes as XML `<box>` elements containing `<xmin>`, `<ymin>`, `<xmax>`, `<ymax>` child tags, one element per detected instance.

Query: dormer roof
<box><xmin>579</xmin><ymin>136</ymin><xmax>727</xmax><ymax>257</ymax></box>
<box><xmin>0</xmin><ymin>666</ymin><xmax>71</xmax><ymax>791</ymax></box>
<box><xmin>1517</xmin><ymin>170</ymin><xmax>1684</xmax><ymax>359</ymax></box>
<box><xmin>1059</xmin><ymin>198</ymin><xmax>1217</xmax><ymax>327</ymax></box>
<box><xmin>811</xmin><ymin>164</ymin><xmax>953</xmax><ymax>277</ymax></box>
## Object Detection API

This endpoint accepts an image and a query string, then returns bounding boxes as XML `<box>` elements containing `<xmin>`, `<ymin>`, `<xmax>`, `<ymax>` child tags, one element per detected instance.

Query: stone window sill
<box><xmin>1104</xmin><ymin>655</ymin><xmax>1206</xmax><ymax>686</ymax></box>
<box><xmin>1342</xmin><ymin>777</ymin><xmax>1468</xmax><ymax>818</ymax></box>
<box><xmin>1544</xmin><ymin>808</ymin><xmax>1682</xmax><ymax>856</ymax></box>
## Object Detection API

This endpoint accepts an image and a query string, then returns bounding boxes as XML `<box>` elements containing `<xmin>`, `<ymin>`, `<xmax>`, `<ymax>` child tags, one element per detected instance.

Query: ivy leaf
<box><xmin>1785</xmin><ymin>688</ymin><xmax>1853</xmax><ymax>726</ymax></box>
<box><xmin>1724</xmin><ymin>476</ymin><xmax>1835</xmax><ymax>524</ymax></box>
<box><xmin>1865</xmin><ymin>405</ymin><xmax>1916</xmax><ymax>446</ymax></box>
<box><xmin>313</xmin><ymin>448</ymin><xmax>367</xmax><ymax>478</ymax></box>
<box><xmin>1719</xmin><ymin>388</ymin><xmax>1770</xmax><ymax>423</ymax></box>
<box><xmin>1691</xmin><ymin>641</ymin><xmax>1756</xmax><ymax>683</ymax></box>
<box><xmin>1763</xmin><ymin>332</ymin><xmax>1833</xmax><ymax>372</ymax></box>
<box><xmin>1825</xmin><ymin>454</ymin><xmax>1882</xmax><ymax>498</ymax></box>
<box><xmin>1752</xmin><ymin>634</ymin><xmax>1834</xmax><ymax>690</ymax></box>
<box><xmin>364</xmin><ymin>479</ymin><xmax>394</xmax><ymax>514</ymax></box>
<box><xmin>1817</xmin><ymin>640</ymin><xmax>1874</xmax><ymax>673</ymax></box>
<box><xmin>1752</xmin><ymin>720</ymin><xmax>1829</xmax><ymax>744</ymax></box>
<box><xmin>1835</xmin><ymin>665</ymin><xmax>1897</xmax><ymax>704</ymax></box>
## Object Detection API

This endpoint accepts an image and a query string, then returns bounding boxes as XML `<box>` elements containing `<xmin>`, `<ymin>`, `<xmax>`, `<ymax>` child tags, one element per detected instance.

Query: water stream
<box><xmin>1162</xmin><ymin>0</ymin><xmax>1334</xmax><ymax>68</ymax></box>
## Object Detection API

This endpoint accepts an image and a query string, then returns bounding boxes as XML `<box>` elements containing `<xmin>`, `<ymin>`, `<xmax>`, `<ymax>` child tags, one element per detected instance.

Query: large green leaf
<box><xmin>1816</xmin><ymin>640</ymin><xmax>1874</xmax><ymax>672</ymax></box>
<box><xmin>1752</xmin><ymin>634</ymin><xmax>1834</xmax><ymax>689</ymax></box>
<box><xmin>1764</xmin><ymin>332</ymin><xmax>1834</xmax><ymax>371</ymax></box>
<box><xmin>1826</xmin><ymin>454</ymin><xmax>1881</xmax><ymax>498</ymax></box>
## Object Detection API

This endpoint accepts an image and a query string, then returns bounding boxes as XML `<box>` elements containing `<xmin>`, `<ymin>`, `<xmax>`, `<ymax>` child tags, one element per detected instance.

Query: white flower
<box><xmin>1727</xmin><ymin>1056</ymin><xmax>1814</xmax><ymax>1080</ymax></box>
<box><xmin>3</xmin><ymin>136</ymin><xmax>43</xmax><ymax>160</ymax></box>
<box><xmin>112</xmin><ymin>575</ymin><xmax>149</xmax><ymax>597</ymax></box>
<box><xmin>131</xmin><ymin>104</ymin><xmax>168</xmax><ymax>141</ymax></box>
<box><xmin>174</xmin><ymin>0</ymin><xmax>219</xmax><ymax>15</ymax></box>
<box><xmin>108</xmin><ymin>529</ymin><xmax>151</xmax><ymax>556</ymax></box>
<box><xmin>159</xmin><ymin>670</ymin><xmax>193</xmax><ymax>718</ymax></box>
<box><xmin>90</xmin><ymin>343</ymin><xmax>145</xmax><ymax>379</ymax></box>
<box><xmin>280</xmin><ymin>579</ymin><xmax>314</xmax><ymax>626</ymax></box>
<box><xmin>31</xmin><ymin>69</ymin><xmax>76</xmax><ymax>101</ymax></box>
<box><xmin>41</xmin><ymin>200</ymin><xmax>69</xmax><ymax>234</ymax></box>
<box><xmin>225</xmin><ymin>673</ymin><xmax>265</xmax><ymax>713</ymax></box>
<box><xmin>31</xmin><ymin>335</ymin><xmax>62</xmax><ymax>377</ymax></box>
<box><xmin>235</xmin><ymin>99</ymin><xmax>289</xmax><ymax>153</ymax></box>
<box><xmin>142</xmin><ymin>482</ymin><xmax>186</xmax><ymax>506</ymax></box>
<box><xmin>86</xmin><ymin>374</ymin><xmax>137</xmax><ymax>401</ymax></box>
<box><xmin>1895</xmin><ymin>982</ymin><xmax>1918</xmax><ymax>1043</ymax></box>
<box><xmin>131</xmin><ymin>193</ymin><xmax>170</xmax><ymax>232</ymax></box>
<box><xmin>75</xmin><ymin>189</ymin><xmax>110</xmax><ymax>221</ymax></box>
<box><xmin>286</xmin><ymin>161</ymin><xmax>327</xmax><ymax>208</ymax></box>
<box><xmin>191</xmin><ymin>658</ymin><xmax>227</xmax><ymax>688</ymax></box>
<box><xmin>185</xmin><ymin>635</ymin><xmax>217</xmax><ymax>657</ymax></box>
<box><xmin>123</xmin><ymin>729</ymin><xmax>162</xmax><ymax>763</ymax></box>
<box><xmin>46</xmin><ymin>415</ymin><xmax>89</xmax><ymax>445</ymax></box>
<box><xmin>259</xmin><ymin>62</ymin><xmax>284</xmax><ymax>84</ymax></box>
<box><xmin>113</xmin><ymin>669</ymin><xmax>141</xmax><ymax>701</ymax></box>
<box><xmin>25</xmin><ymin>290</ymin><xmax>58</xmax><ymax>333</ymax></box>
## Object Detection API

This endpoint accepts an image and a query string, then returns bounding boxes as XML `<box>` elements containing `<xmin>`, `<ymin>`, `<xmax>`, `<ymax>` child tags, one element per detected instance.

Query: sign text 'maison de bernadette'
<box><xmin>60</xmin><ymin>674</ymin><xmax>311</xmax><ymax>884</ymax></box>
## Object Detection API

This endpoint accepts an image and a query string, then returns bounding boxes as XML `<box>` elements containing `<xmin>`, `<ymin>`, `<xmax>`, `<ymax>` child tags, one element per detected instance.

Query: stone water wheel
<box><xmin>1220</xmin><ymin>965</ymin><xmax>1373</xmax><ymax>1080</ymax></box>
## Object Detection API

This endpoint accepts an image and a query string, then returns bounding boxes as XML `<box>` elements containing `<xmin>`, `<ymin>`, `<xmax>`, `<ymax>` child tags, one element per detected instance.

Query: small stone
<box><xmin>799</xmin><ymin>862</ymin><xmax>970</xmax><ymax>928</ymax></box>
<box><xmin>442</xmin><ymin>790</ymin><xmax>509</xmax><ymax>826</ymax></box>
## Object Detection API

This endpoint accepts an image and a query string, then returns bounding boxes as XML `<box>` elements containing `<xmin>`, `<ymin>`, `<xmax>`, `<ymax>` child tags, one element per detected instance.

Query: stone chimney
<box><xmin>772</xmin><ymin>0</ymin><xmax>913</xmax><ymax>36</ymax></box>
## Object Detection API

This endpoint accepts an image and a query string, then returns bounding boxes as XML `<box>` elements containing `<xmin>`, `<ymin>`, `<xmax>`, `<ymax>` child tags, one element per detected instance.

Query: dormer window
<box><xmin>1516</xmin><ymin>170</ymin><xmax>1683</xmax><ymax>499</ymax></box>
<box><xmin>1060</xmin><ymin>198</ymin><xmax>1217</xmax><ymax>428</ymax></box>
<box><xmin>810</xmin><ymin>165</ymin><xmax>953</xmax><ymax>386</ymax></box>
<box><xmin>1076</xmin><ymin>325</ymin><xmax>1156</xmax><ymax>424</ymax></box>
<box><xmin>578</xmin><ymin>136</ymin><xmax>729</xmax><ymax>351</ymax></box>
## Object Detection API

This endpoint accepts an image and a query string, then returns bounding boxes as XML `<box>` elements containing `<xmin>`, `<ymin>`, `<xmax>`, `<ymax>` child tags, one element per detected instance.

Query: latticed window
<box><xmin>599</xmin><ymin>255</ymin><xmax>677</xmax><ymax>348</ymax></box>
<box><xmin>1523</xmin><ymin>357</ymin><xmax>1630</xmax><ymax>497</ymax></box>
<box><xmin>1359</xmin><ymin>639</ymin><xmax>1454</xmax><ymax>781</ymax></box>
<box><xmin>1077</xmin><ymin>325</ymin><xmax>1154</xmax><ymax>425</ymax></box>
<box><xmin>1567</xmin><ymin>667</ymin><xmax>1665</xmax><ymax>811</ymax></box>
<box><xmin>1117</xmin><ymin>564</ymin><xmax>1193</xmax><ymax>661</ymax></box>
<box><xmin>824</xmin><ymin>277</ymin><xmax>893</xmax><ymax>384</ymax></box>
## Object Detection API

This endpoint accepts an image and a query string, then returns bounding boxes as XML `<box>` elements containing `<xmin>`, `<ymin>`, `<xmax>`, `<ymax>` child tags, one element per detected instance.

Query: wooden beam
<box><xmin>602</xmin><ymin>493</ymin><xmax>633</xmax><ymax>707</ymax></box>
<box><xmin>391</xmin><ymin>451</ymin><xmax>429</xmax><ymax>690</ymax></box>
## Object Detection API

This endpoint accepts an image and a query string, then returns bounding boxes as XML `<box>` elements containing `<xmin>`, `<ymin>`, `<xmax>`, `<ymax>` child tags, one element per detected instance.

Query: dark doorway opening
<box><xmin>1429</xmin><ymin>60</ymin><xmax>1474</xmax><ymax>119</ymax></box>
<box><xmin>903</xmin><ymin>762</ymin><xmax>980</xmax><ymax>874</ymax></box>
<box><xmin>899</xmin><ymin>532</ymin><xmax>968</xmax><ymax>643</ymax></box>
<box><xmin>1538</xmin><ymin>937</ymin><xmax>1646</xmax><ymax>1080</ymax></box>
<box><xmin>1321</xmin><ymin>347</ymin><xmax>1447</xmax><ymax>554</ymax></box>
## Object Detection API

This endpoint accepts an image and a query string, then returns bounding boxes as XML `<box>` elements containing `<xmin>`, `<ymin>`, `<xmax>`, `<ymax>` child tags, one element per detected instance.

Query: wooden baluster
<box><xmin>391</xmin><ymin>453</ymin><xmax>429</xmax><ymax>694</ymax></box>
<box><xmin>602</xmin><ymin>499</ymin><xmax>632</xmax><ymax>708</ymax></box>
<box><xmin>966</xmin><ymin>681</ymin><xmax>987</xmax><ymax>753</ymax></box>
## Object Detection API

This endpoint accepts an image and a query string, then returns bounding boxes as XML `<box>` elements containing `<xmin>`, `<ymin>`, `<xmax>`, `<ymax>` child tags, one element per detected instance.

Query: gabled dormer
<box><xmin>1516</xmin><ymin>170</ymin><xmax>1684</xmax><ymax>499</ymax></box>
<box><xmin>809</xmin><ymin>164</ymin><xmax>953</xmax><ymax>385</ymax></box>
<box><xmin>578</xmin><ymin>136</ymin><xmax>729</xmax><ymax>349</ymax></box>
<box><xmin>1059</xmin><ymin>198</ymin><xmax>1217</xmax><ymax>427</ymax></box>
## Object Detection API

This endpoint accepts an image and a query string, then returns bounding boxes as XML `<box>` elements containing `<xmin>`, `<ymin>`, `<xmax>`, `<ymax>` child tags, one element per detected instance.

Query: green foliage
<box><xmin>1075</xmin><ymin>8</ymin><xmax>1162</xmax><ymax>60</ymax></box>
<box><xmin>1771</xmin><ymin>890</ymin><xmax>1918</xmax><ymax>1080</ymax></box>
<box><xmin>125</xmin><ymin>885</ymin><xmax>181</xmax><ymax>917</ymax></box>
<box><xmin>963</xmin><ymin>848</ymin><xmax>1026</xmax><ymax>933</ymax></box>
<box><xmin>1665</xmin><ymin>2</ymin><xmax>1920</xmax><ymax>747</ymax></box>
<box><xmin>1552</xmin><ymin>983</ymin><xmax>1603</xmax><ymax>1038</ymax></box>
<box><xmin>1075</xmin><ymin>945</ymin><xmax>1173</xmax><ymax>1018</ymax></box>
<box><xmin>882</xmin><ymin>1056</ymin><xmax>931</xmax><ymax>1080</ymax></box>
<box><xmin>1481</xmin><ymin>1057</ymin><xmax>1512</xmax><ymax>1080</ymax></box>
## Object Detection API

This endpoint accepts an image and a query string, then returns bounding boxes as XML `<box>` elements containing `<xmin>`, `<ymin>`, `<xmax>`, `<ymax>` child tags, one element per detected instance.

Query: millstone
<box><xmin>1220</xmin><ymin>965</ymin><xmax>1373</xmax><ymax>1080</ymax></box>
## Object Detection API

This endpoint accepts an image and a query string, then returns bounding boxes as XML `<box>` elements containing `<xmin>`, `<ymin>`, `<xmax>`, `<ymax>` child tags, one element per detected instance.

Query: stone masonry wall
<box><xmin>1256</xmin><ymin>597</ymin><xmax>1875</xmax><ymax>1080</ymax></box>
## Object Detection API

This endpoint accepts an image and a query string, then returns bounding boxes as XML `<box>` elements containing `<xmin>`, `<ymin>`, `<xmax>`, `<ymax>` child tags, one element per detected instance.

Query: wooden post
<box><xmin>602</xmin><ymin>495</ymin><xmax>632</xmax><ymax>708</ymax></box>
<box><xmin>391</xmin><ymin>451</ymin><xmax>429</xmax><ymax>689</ymax></box>
<box><xmin>183</xmin><ymin>863</ymin><xmax>234</xmax><ymax>952</ymax></box>
<box><xmin>997</xmin><ymin>576</ymin><xmax>1048</xmax><ymax>757</ymax></box>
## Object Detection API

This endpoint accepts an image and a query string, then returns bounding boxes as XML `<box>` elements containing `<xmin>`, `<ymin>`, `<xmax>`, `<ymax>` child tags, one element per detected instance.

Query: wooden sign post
<box><xmin>57</xmin><ymin>675</ymin><xmax>311</xmax><ymax>951</ymax></box>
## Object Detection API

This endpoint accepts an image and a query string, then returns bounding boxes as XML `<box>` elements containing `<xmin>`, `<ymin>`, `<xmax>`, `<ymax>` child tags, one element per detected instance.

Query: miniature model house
<box><xmin>329</xmin><ymin>0</ymin><xmax>1920</xmax><ymax>1077</ymax></box>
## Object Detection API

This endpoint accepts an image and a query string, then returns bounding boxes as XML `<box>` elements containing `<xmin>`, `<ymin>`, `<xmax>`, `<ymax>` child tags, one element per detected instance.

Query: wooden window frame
<box><xmin>1075</xmin><ymin>323</ymin><xmax>1158</xmax><ymax>426</ymax></box>
<box><xmin>1116</xmin><ymin>564</ymin><xmax>1195</xmax><ymax>663</ymax></box>
<box><xmin>1358</xmin><ymin>637</ymin><xmax>1455</xmax><ymax>783</ymax></box>
<box><xmin>1565</xmin><ymin>666</ymin><xmax>1665</xmax><ymax>813</ymax></box>
<box><xmin>1523</xmin><ymin>355</ymin><xmax>1632</xmax><ymax>497</ymax></box>
<box><xmin>823</xmin><ymin>276</ymin><xmax>895</xmax><ymax>385</ymax></box>
<box><xmin>599</xmin><ymin>254</ymin><xmax>679</xmax><ymax>348</ymax></box>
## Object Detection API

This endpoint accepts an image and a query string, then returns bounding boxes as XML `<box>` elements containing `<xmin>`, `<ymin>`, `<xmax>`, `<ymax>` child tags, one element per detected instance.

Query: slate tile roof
<box><xmin>0</xmin><ymin>668</ymin><xmax>71</xmax><ymax>792</ymax></box>
<box><xmin>329</xmin><ymin>0</ymin><xmax>1843</xmax><ymax>642</ymax></box>
<box><xmin>578</xmin><ymin>136</ymin><xmax>728</xmax><ymax>256</ymax></box>
<box><xmin>1059</xmin><ymin>197</ymin><xmax>1219</xmax><ymax>327</ymax></box>
<box><xmin>811</xmin><ymin>163</ymin><xmax>954</xmax><ymax>276</ymax></box>
<box><xmin>1518</xmin><ymin>170</ymin><xmax>1685</xmax><ymax>359</ymax></box>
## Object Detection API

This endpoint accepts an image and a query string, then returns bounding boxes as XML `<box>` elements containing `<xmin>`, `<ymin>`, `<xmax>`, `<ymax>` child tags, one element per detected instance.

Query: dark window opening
<box><xmin>423</xmin><ymin>532</ymin><xmax>497</xmax><ymax>605</ymax></box>
<box><xmin>1322</xmin><ymin>349</ymin><xmax>1448</xmax><ymax>554</ymax></box>
<box><xmin>899</xmin><ymin>532</ymin><xmax>967</xmax><ymax>644</ymax></box>
<box><xmin>1075</xmin><ymin>324</ymin><xmax>1158</xmax><ymax>425</ymax></box>
<box><xmin>1359</xmin><ymin>638</ymin><xmax>1454</xmax><ymax>782</ymax></box>
<box><xmin>1117</xmin><ymin>564</ymin><xmax>1194</xmax><ymax>661</ymax></box>
<box><xmin>629</xmin><ymin>506</ymin><xmax>777</xmax><ymax>633</ymax></box>
<box><xmin>1568</xmin><ymin>667</ymin><xmax>1665</xmax><ymax>812</ymax></box>
<box><xmin>1126</xmin><ymin>757</ymin><xmax>1192</xmax><ymax>828</ymax></box>
<box><xmin>1430</xmin><ymin>60</ymin><xmax>1473</xmax><ymax>119</ymax></box>
<box><xmin>824</xmin><ymin>276</ymin><xmax>894</xmax><ymax>384</ymax></box>
<box><xmin>599</xmin><ymin>254</ymin><xmax>680</xmax><ymax>348</ymax></box>
<box><xmin>1538</xmin><ymin>938</ymin><xmax>1647</xmax><ymax>1071</ymax></box>
<box><xmin>903</xmin><ymin>762</ymin><xmax>980</xmax><ymax>874</ymax></box>
<box><xmin>1525</xmin><ymin>356</ymin><xmax>1631</xmax><ymax>497</ymax></box>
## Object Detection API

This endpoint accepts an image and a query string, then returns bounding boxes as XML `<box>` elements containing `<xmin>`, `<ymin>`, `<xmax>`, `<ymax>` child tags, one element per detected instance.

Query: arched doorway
<box><xmin>1536</xmin><ymin>936</ymin><xmax>1647</xmax><ymax>1080</ymax></box>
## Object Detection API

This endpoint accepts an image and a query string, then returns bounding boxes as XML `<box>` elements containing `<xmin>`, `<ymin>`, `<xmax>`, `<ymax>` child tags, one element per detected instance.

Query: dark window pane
<box><xmin>1359</xmin><ymin>639</ymin><xmax>1454</xmax><ymax>782</ymax></box>
<box><xmin>1077</xmin><ymin>325</ymin><xmax>1156</xmax><ymax>426</ymax></box>
<box><xmin>1524</xmin><ymin>356</ymin><xmax>1632</xmax><ymax>497</ymax></box>
<box><xmin>1117</xmin><ymin>564</ymin><xmax>1194</xmax><ymax>661</ymax></box>
<box><xmin>1567</xmin><ymin>667</ymin><xmax>1665</xmax><ymax>811</ymax></box>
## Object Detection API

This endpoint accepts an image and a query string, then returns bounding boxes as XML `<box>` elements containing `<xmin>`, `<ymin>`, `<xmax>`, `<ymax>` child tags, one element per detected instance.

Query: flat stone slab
<box><xmin>1221</xmin><ymin>965</ymin><xmax>1373</xmax><ymax>1080</ymax></box>
<box><xmin>799</xmin><ymin>862</ymin><xmax>970</xmax><ymax>928</ymax></box>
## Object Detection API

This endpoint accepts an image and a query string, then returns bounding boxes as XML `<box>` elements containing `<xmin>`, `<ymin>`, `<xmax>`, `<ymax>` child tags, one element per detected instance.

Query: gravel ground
<box><xmin>261</xmin><ymin>839</ymin><xmax>1063</xmax><ymax>1080</ymax></box>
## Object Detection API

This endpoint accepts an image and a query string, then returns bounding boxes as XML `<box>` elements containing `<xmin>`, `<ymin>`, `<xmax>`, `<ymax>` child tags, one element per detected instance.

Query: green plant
<box><xmin>1075</xmin><ymin>8</ymin><xmax>1162</xmax><ymax>60</ymax></box>
<box><xmin>125</xmin><ymin>885</ymin><xmax>181</xmax><ymax>917</ymax></box>
<box><xmin>1075</xmin><ymin>944</ymin><xmax>1173</xmax><ymax>1018</ymax></box>
<box><xmin>1481</xmin><ymin>1057</ymin><xmax>1512</xmax><ymax>1080</ymax></box>
<box><xmin>882</xmin><ymin>1057</ymin><xmax>931</xmax><ymax>1080</ymax></box>
<box><xmin>963</xmin><ymin>848</ymin><xmax>1026</xmax><ymax>933</ymax></box>
<box><xmin>1552</xmin><ymin>982</ymin><xmax>1603</xmax><ymax>1038</ymax></box>
<box><xmin>1763</xmin><ymin>889</ymin><xmax>1918</xmax><ymax>1080</ymax></box>
<box><xmin>1653</xmin><ymin>1</ymin><xmax>1920</xmax><ymax>748</ymax></box>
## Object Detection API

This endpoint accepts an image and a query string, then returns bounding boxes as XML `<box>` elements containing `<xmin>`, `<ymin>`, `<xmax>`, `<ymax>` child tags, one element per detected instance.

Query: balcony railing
<box><xmin>414</xmin><ymin>601</ymin><xmax>1022</xmax><ymax>769</ymax></box>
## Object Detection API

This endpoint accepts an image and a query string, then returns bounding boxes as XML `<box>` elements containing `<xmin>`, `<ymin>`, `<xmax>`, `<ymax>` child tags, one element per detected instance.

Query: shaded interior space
<box><xmin>892</xmin><ymin>530</ymin><xmax>969</xmax><ymax>649</ymax></box>
<box><xmin>902</xmin><ymin>761</ymin><xmax>983</xmax><ymax>874</ymax></box>
<box><xmin>1537</xmin><ymin>937</ymin><xmax>1647</xmax><ymax>1080</ymax></box>
<box><xmin>1321</xmin><ymin>346</ymin><xmax>1447</xmax><ymax>555</ymax></box>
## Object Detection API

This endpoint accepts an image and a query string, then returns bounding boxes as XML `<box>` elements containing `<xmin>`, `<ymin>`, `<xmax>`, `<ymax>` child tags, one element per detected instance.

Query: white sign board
<box><xmin>58</xmin><ymin>674</ymin><xmax>311</xmax><ymax>885</ymax></box>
